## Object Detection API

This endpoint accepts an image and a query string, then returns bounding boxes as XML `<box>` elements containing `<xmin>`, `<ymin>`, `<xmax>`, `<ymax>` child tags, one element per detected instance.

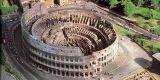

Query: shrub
<box><xmin>135</xmin><ymin>7</ymin><xmax>151</xmax><ymax>18</ymax></box>
<box><xmin>151</xmin><ymin>9</ymin><xmax>160</xmax><ymax>19</ymax></box>
<box><xmin>124</xmin><ymin>2</ymin><xmax>160</xmax><ymax>20</ymax></box>
<box><xmin>1</xmin><ymin>5</ymin><xmax>18</xmax><ymax>14</ymax></box>
<box><xmin>109</xmin><ymin>0</ymin><xmax>119</xmax><ymax>9</ymax></box>
<box><xmin>124</xmin><ymin>2</ymin><xmax>136</xmax><ymax>16</ymax></box>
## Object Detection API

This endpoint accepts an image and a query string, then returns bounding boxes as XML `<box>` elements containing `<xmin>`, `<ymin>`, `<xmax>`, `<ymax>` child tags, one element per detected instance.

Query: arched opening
<box><xmin>52</xmin><ymin>62</ymin><xmax>55</xmax><ymax>66</ymax></box>
<box><xmin>71</xmin><ymin>72</ymin><xmax>74</xmax><ymax>77</ymax></box>
<box><xmin>61</xmin><ymin>64</ymin><xmax>64</xmax><ymax>68</ymax></box>
<box><xmin>49</xmin><ymin>68</ymin><xmax>52</xmax><ymax>73</ymax></box>
<box><xmin>90</xmin><ymin>72</ymin><xmax>93</xmax><ymax>76</ymax></box>
<box><xmin>80</xmin><ymin>73</ymin><xmax>84</xmax><ymax>77</ymax></box>
<box><xmin>66</xmin><ymin>72</ymin><xmax>69</xmax><ymax>76</ymax></box>
<box><xmin>57</xmin><ymin>63</ymin><xmax>60</xmax><ymax>67</ymax></box>
<box><xmin>66</xmin><ymin>65</ymin><xmax>69</xmax><ymax>69</ymax></box>
<box><xmin>58</xmin><ymin>70</ymin><xmax>60</xmax><ymax>75</ymax></box>
<box><xmin>76</xmin><ymin>72</ymin><xmax>79</xmax><ymax>77</ymax></box>
<box><xmin>54</xmin><ymin>0</ymin><xmax>59</xmax><ymax>5</ymax></box>
<box><xmin>85</xmin><ymin>65</ymin><xmax>88</xmax><ymax>69</ymax></box>
<box><xmin>104</xmin><ymin>56</ymin><xmax>106</xmax><ymax>60</ymax></box>
<box><xmin>62</xmin><ymin>71</ymin><xmax>65</xmax><ymax>76</ymax></box>
<box><xmin>97</xmin><ymin>68</ymin><xmax>100</xmax><ymax>72</ymax></box>
<box><xmin>75</xmin><ymin>65</ymin><xmax>78</xmax><ymax>69</ymax></box>
<box><xmin>104</xmin><ymin>62</ymin><xmax>107</xmax><ymax>66</ymax></box>
<box><xmin>53</xmin><ymin>70</ymin><xmax>56</xmax><ymax>74</ymax></box>
<box><xmin>70</xmin><ymin>58</ymin><xmax>73</xmax><ymax>62</ymax></box>
<box><xmin>80</xmin><ymin>65</ymin><xmax>83</xmax><ymax>69</ymax></box>
<box><xmin>85</xmin><ymin>72</ymin><xmax>88</xmax><ymax>77</ymax></box>
<box><xmin>70</xmin><ymin>65</ymin><xmax>74</xmax><ymax>69</ymax></box>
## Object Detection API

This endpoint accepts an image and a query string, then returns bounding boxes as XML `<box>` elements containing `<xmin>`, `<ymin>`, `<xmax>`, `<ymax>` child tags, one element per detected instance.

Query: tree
<box><xmin>134</xmin><ymin>0</ymin><xmax>144</xmax><ymax>6</ymax></box>
<box><xmin>0</xmin><ymin>0</ymin><xmax>4</xmax><ymax>6</ymax></box>
<box><xmin>135</xmin><ymin>7</ymin><xmax>152</xmax><ymax>18</ymax></box>
<box><xmin>124</xmin><ymin>2</ymin><xmax>136</xmax><ymax>16</ymax></box>
<box><xmin>140</xmin><ymin>40</ymin><xmax>144</xmax><ymax>46</ymax></box>
<box><xmin>151</xmin><ymin>0</ymin><xmax>160</xmax><ymax>11</ymax></box>
<box><xmin>151</xmin><ymin>9</ymin><xmax>160</xmax><ymax>19</ymax></box>
<box><xmin>157</xmin><ymin>48</ymin><xmax>160</xmax><ymax>52</ymax></box>
<box><xmin>0</xmin><ymin>51</ymin><xmax>5</xmax><ymax>65</ymax></box>
<box><xmin>109</xmin><ymin>0</ymin><xmax>119</xmax><ymax>9</ymax></box>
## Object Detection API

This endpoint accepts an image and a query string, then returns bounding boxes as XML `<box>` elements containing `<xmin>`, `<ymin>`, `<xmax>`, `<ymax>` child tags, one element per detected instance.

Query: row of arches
<box><xmin>29</xmin><ymin>55</ymin><xmax>94</xmax><ymax>78</ymax></box>
<box><xmin>29</xmin><ymin>52</ymin><xmax>89</xmax><ymax>70</ymax></box>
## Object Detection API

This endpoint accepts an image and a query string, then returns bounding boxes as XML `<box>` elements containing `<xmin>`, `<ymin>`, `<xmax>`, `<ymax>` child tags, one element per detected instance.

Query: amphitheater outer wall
<box><xmin>21</xmin><ymin>6</ymin><xmax>118</xmax><ymax>78</ymax></box>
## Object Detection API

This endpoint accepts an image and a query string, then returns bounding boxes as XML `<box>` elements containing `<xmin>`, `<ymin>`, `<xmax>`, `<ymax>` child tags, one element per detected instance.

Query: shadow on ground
<box><xmin>135</xmin><ymin>58</ymin><xmax>160</xmax><ymax>76</ymax></box>
<box><xmin>134</xmin><ymin>58</ymin><xmax>151</xmax><ymax>69</ymax></box>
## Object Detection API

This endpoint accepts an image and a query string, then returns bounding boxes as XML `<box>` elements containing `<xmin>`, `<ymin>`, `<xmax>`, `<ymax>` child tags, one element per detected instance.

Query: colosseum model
<box><xmin>21</xmin><ymin>2</ymin><xmax>118</xmax><ymax>79</ymax></box>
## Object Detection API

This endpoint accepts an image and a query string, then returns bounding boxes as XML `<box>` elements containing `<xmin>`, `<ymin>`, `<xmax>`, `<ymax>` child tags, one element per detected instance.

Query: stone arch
<box><xmin>80</xmin><ymin>73</ymin><xmax>84</xmax><ymax>77</ymax></box>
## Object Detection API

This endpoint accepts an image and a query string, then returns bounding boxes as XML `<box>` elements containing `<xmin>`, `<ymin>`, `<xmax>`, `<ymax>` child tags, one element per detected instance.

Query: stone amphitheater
<box><xmin>123</xmin><ymin>69</ymin><xmax>156</xmax><ymax>80</ymax></box>
<box><xmin>20</xmin><ymin>0</ymin><xmax>119</xmax><ymax>79</ymax></box>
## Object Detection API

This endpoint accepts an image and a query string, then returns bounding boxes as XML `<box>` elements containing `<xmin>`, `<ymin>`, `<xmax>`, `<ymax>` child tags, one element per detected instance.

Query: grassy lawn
<box><xmin>140</xmin><ymin>19</ymin><xmax>160</xmax><ymax>35</ymax></box>
<box><xmin>143</xmin><ymin>39</ymin><xmax>160</xmax><ymax>49</ymax></box>
<box><xmin>1</xmin><ymin>5</ymin><xmax>17</xmax><ymax>14</ymax></box>
<box><xmin>0</xmin><ymin>0</ymin><xmax>18</xmax><ymax>15</ymax></box>
<box><xmin>128</xmin><ymin>16</ymin><xmax>160</xmax><ymax>35</ymax></box>
<box><xmin>112</xmin><ymin>23</ymin><xmax>132</xmax><ymax>36</ymax></box>
<box><xmin>135</xmin><ymin>37</ymin><xmax>160</xmax><ymax>54</ymax></box>
<box><xmin>2</xmin><ymin>63</ymin><xmax>23</xmax><ymax>80</ymax></box>
<box><xmin>151</xmin><ymin>27</ymin><xmax>160</xmax><ymax>35</ymax></box>
<box><xmin>112</xmin><ymin>23</ymin><xmax>160</xmax><ymax>54</ymax></box>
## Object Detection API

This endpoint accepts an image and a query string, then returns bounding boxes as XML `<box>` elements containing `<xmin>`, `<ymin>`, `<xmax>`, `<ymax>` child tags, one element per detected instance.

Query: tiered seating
<box><xmin>31</xmin><ymin>12</ymin><xmax>116</xmax><ymax>52</ymax></box>
<box><xmin>64</xmin><ymin>26</ymin><xmax>98</xmax><ymax>40</ymax></box>
<box><xmin>24</xmin><ymin>8</ymin><xmax>39</xmax><ymax>25</ymax></box>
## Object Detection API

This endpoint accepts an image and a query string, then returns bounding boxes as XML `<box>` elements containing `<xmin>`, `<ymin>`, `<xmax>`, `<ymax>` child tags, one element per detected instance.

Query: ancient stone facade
<box><xmin>60</xmin><ymin>0</ymin><xmax>81</xmax><ymax>6</ymax></box>
<box><xmin>20</xmin><ymin>0</ymin><xmax>81</xmax><ymax>10</ymax></box>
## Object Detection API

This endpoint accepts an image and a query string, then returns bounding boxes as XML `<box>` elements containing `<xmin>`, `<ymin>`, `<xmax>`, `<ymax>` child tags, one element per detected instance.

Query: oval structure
<box><xmin>21</xmin><ymin>5</ymin><xmax>118</xmax><ymax>78</ymax></box>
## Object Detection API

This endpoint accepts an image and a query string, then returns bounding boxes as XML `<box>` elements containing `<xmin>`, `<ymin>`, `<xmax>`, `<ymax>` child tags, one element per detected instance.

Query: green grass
<box><xmin>152</xmin><ymin>27</ymin><xmax>160</xmax><ymax>35</ymax></box>
<box><xmin>0</xmin><ymin>0</ymin><xmax>18</xmax><ymax>15</ymax></box>
<box><xmin>142</xmin><ymin>39</ymin><xmax>160</xmax><ymax>49</ymax></box>
<box><xmin>112</xmin><ymin>23</ymin><xmax>160</xmax><ymax>54</ymax></box>
<box><xmin>134</xmin><ymin>36</ymin><xmax>160</xmax><ymax>54</ymax></box>
<box><xmin>1</xmin><ymin>5</ymin><xmax>18</xmax><ymax>14</ymax></box>
<box><xmin>112</xmin><ymin>24</ymin><xmax>132</xmax><ymax>36</ymax></box>
<box><xmin>3</xmin><ymin>63</ymin><xmax>23</xmax><ymax>80</ymax></box>
<box><xmin>125</xmin><ymin>11</ymin><xmax>160</xmax><ymax>35</ymax></box>
<box><xmin>132</xmin><ymin>17</ymin><xmax>160</xmax><ymax>35</ymax></box>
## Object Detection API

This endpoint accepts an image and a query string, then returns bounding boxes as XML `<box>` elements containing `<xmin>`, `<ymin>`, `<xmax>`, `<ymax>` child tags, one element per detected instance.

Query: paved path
<box><xmin>114</xmin><ymin>36</ymin><xmax>152</xmax><ymax>78</ymax></box>
<box><xmin>2</xmin><ymin>20</ymin><xmax>38</xmax><ymax>80</ymax></box>
<box><xmin>1</xmin><ymin>70</ymin><xmax>16</xmax><ymax>80</ymax></box>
